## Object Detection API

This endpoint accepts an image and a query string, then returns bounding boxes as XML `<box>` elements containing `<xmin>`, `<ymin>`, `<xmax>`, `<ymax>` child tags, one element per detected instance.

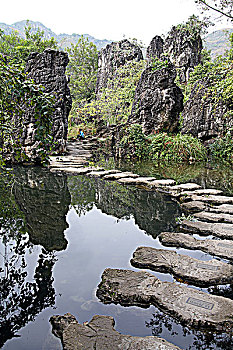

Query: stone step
<box><xmin>149</xmin><ymin>179</ymin><xmax>176</xmax><ymax>188</ymax></box>
<box><xmin>169</xmin><ymin>183</ymin><xmax>201</xmax><ymax>191</ymax></box>
<box><xmin>50</xmin><ymin>314</ymin><xmax>182</xmax><ymax>350</ymax></box>
<box><xmin>86</xmin><ymin>169</ymin><xmax>120</xmax><ymax>177</ymax></box>
<box><xmin>194</xmin><ymin>211</ymin><xmax>233</xmax><ymax>224</ymax></box>
<box><xmin>50</xmin><ymin>167</ymin><xmax>101</xmax><ymax>175</ymax></box>
<box><xmin>97</xmin><ymin>268</ymin><xmax>233</xmax><ymax>332</ymax></box>
<box><xmin>49</xmin><ymin>163</ymin><xmax>85</xmax><ymax>168</ymax></box>
<box><xmin>131</xmin><ymin>246</ymin><xmax>233</xmax><ymax>287</ymax></box>
<box><xmin>181</xmin><ymin>194</ymin><xmax>233</xmax><ymax>205</ymax></box>
<box><xmin>180</xmin><ymin>220</ymin><xmax>233</xmax><ymax>239</ymax></box>
<box><xmin>115</xmin><ymin>176</ymin><xmax>159</xmax><ymax>186</ymax></box>
<box><xmin>159</xmin><ymin>232</ymin><xmax>233</xmax><ymax>261</ymax></box>
<box><xmin>103</xmin><ymin>172</ymin><xmax>139</xmax><ymax>180</ymax></box>
<box><xmin>181</xmin><ymin>201</ymin><xmax>233</xmax><ymax>215</ymax></box>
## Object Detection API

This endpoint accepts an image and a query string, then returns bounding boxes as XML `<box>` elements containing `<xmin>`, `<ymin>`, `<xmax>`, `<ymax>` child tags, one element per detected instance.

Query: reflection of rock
<box><xmin>50</xmin><ymin>313</ymin><xmax>181</xmax><ymax>350</ymax></box>
<box><xmin>97</xmin><ymin>268</ymin><xmax>233</xmax><ymax>332</ymax></box>
<box><xmin>68</xmin><ymin>176</ymin><xmax>181</xmax><ymax>237</ymax></box>
<box><xmin>13</xmin><ymin>167</ymin><xmax>71</xmax><ymax>251</ymax></box>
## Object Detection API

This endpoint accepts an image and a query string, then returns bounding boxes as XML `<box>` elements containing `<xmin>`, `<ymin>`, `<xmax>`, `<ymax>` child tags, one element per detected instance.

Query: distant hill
<box><xmin>0</xmin><ymin>20</ymin><xmax>112</xmax><ymax>51</ymax></box>
<box><xmin>204</xmin><ymin>28</ymin><xmax>233</xmax><ymax>58</ymax></box>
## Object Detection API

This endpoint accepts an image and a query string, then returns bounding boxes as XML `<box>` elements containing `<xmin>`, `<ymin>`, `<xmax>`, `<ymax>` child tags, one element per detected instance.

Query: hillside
<box><xmin>0</xmin><ymin>20</ymin><xmax>112</xmax><ymax>51</ymax></box>
<box><xmin>204</xmin><ymin>28</ymin><xmax>233</xmax><ymax>58</ymax></box>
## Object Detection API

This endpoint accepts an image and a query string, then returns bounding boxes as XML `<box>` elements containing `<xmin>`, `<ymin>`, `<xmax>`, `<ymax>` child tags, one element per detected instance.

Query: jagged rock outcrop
<box><xmin>181</xmin><ymin>79</ymin><xmax>233</xmax><ymax>141</ymax></box>
<box><xmin>95</xmin><ymin>39</ymin><xmax>143</xmax><ymax>95</ymax></box>
<box><xmin>23</xmin><ymin>49</ymin><xmax>72</xmax><ymax>157</ymax></box>
<box><xmin>129</xmin><ymin>63</ymin><xmax>183</xmax><ymax>134</ymax></box>
<box><xmin>147</xmin><ymin>26</ymin><xmax>203</xmax><ymax>83</ymax></box>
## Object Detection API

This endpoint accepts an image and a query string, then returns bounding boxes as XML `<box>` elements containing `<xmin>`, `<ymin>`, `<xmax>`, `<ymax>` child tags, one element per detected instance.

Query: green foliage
<box><xmin>0</xmin><ymin>55</ymin><xmax>54</xmax><ymax>163</ymax></box>
<box><xmin>120</xmin><ymin>124</ymin><xmax>149</xmax><ymax>159</ymax></box>
<box><xmin>66</xmin><ymin>36</ymin><xmax>98</xmax><ymax>108</ymax></box>
<box><xmin>176</xmin><ymin>14</ymin><xmax>210</xmax><ymax>37</ymax></box>
<box><xmin>194</xmin><ymin>0</ymin><xmax>233</xmax><ymax>22</ymax></box>
<box><xmin>209</xmin><ymin>131</ymin><xmax>233</xmax><ymax>162</ymax></box>
<box><xmin>148</xmin><ymin>132</ymin><xmax>207</xmax><ymax>162</ymax></box>
<box><xmin>0</xmin><ymin>21</ymin><xmax>58</xmax><ymax>64</ymax></box>
<box><xmin>150</xmin><ymin>57</ymin><xmax>170</xmax><ymax>71</ymax></box>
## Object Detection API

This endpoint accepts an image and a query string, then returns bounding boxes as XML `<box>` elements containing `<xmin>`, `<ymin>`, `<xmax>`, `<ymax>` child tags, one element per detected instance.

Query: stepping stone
<box><xmin>149</xmin><ymin>179</ymin><xmax>176</xmax><ymax>188</ymax></box>
<box><xmin>103</xmin><ymin>172</ymin><xmax>139</xmax><ymax>180</ymax></box>
<box><xmin>181</xmin><ymin>201</ymin><xmax>207</xmax><ymax>213</ymax></box>
<box><xmin>159</xmin><ymin>232</ymin><xmax>233</xmax><ymax>261</ymax></box>
<box><xmin>49</xmin><ymin>163</ymin><xmax>84</xmax><ymax>168</ymax></box>
<box><xmin>97</xmin><ymin>268</ymin><xmax>233</xmax><ymax>332</ymax></box>
<box><xmin>117</xmin><ymin>177</ymin><xmax>140</xmax><ymax>184</ymax></box>
<box><xmin>50</xmin><ymin>167</ymin><xmax>99</xmax><ymax>175</ymax></box>
<box><xmin>181</xmin><ymin>189</ymin><xmax>223</xmax><ymax>196</ymax></box>
<box><xmin>194</xmin><ymin>211</ymin><xmax>233</xmax><ymax>224</ymax></box>
<box><xmin>210</xmin><ymin>204</ymin><xmax>233</xmax><ymax>215</ymax></box>
<box><xmin>170</xmin><ymin>183</ymin><xmax>201</xmax><ymax>191</ymax></box>
<box><xmin>182</xmin><ymin>195</ymin><xmax>233</xmax><ymax>205</ymax></box>
<box><xmin>50</xmin><ymin>314</ymin><xmax>181</xmax><ymax>350</ymax></box>
<box><xmin>131</xmin><ymin>247</ymin><xmax>233</xmax><ymax>286</ymax></box>
<box><xmin>180</xmin><ymin>220</ymin><xmax>233</xmax><ymax>239</ymax></box>
<box><xmin>87</xmin><ymin>169</ymin><xmax>120</xmax><ymax>177</ymax></box>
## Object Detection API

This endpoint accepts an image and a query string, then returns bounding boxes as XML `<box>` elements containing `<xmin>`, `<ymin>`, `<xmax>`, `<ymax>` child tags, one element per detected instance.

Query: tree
<box><xmin>195</xmin><ymin>0</ymin><xmax>233</xmax><ymax>21</ymax></box>
<box><xmin>66</xmin><ymin>36</ymin><xmax>98</xmax><ymax>110</ymax></box>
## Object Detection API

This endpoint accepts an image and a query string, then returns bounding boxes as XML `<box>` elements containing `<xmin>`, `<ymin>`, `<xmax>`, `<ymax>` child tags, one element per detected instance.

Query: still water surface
<box><xmin>0</xmin><ymin>164</ymin><xmax>233</xmax><ymax>349</ymax></box>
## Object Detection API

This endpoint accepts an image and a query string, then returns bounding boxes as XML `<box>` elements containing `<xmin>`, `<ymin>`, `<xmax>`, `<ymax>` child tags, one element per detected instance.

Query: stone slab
<box><xmin>117</xmin><ymin>177</ymin><xmax>141</xmax><ymax>184</ymax></box>
<box><xmin>181</xmin><ymin>189</ymin><xmax>223</xmax><ymax>196</ymax></box>
<box><xmin>181</xmin><ymin>201</ymin><xmax>207</xmax><ymax>213</ymax></box>
<box><xmin>182</xmin><ymin>195</ymin><xmax>233</xmax><ymax>205</ymax></box>
<box><xmin>86</xmin><ymin>169</ymin><xmax>120</xmax><ymax>177</ymax></box>
<box><xmin>210</xmin><ymin>204</ymin><xmax>233</xmax><ymax>215</ymax></box>
<box><xmin>180</xmin><ymin>220</ymin><xmax>233</xmax><ymax>239</ymax></box>
<box><xmin>194</xmin><ymin>211</ymin><xmax>233</xmax><ymax>224</ymax></box>
<box><xmin>97</xmin><ymin>268</ymin><xmax>233</xmax><ymax>332</ymax></box>
<box><xmin>50</xmin><ymin>167</ymin><xmax>99</xmax><ymax>175</ymax></box>
<box><xmin>131</xmin><ymin>247</ymin><xmax>233</xmax><ymax>286</ymax></box>
<box><xmin>50</xmin><ymin>313</ymin><xmax>181</xmax><ymax>350</ymax></box>
<box><xmin>149</xmin><ymin>179</ymin><xmax>176</xmax><ymax>187</ymax></box>
<box><xmin>159</xmin><ymin>232</ymin><xmax>233</xmax><ymax>261</ymax></box>
<box><xmin>169</xmin><ymin>183</ymin><xmax>201</xmax><ymax>191</ymax></box>
<box><xmin>103</xmin><ymin>172</ymin><xmax>139</xmax><ymax>180</ymax></box>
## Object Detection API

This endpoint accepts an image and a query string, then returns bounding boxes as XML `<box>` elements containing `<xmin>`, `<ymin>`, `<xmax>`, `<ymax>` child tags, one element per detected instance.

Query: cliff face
<box><xmin>181</xmin><ymin>78</ymin><xmax>233</xmax><ymax>141</ymax></box>
<box><xmin>95</xmin><ymin>39</ymin><xmax>143</xmax><ymax>96</ymax></box>
<box><xmin>130</xmin><ymin>63</ymin><xmax>183</xmax><ymax>134</ymax></box>
<box><xmin>23</xmin><ymin>49</ymin><xmax>72</xmax><ymax>158</ymax></box>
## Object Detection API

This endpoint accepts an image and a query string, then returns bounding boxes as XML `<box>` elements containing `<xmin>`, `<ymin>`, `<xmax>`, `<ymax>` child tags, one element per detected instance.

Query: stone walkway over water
<box><xmin>49</xmin><ymin>139</ymin><xmax>233</xmax><ymax>347</ymax></box>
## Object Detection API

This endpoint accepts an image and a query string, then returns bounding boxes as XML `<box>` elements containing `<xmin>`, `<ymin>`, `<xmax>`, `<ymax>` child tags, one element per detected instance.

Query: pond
<box><xmin>0</xmin><ymin>163</ymin><xmax>233</xmax><ymax>350</ymax></box>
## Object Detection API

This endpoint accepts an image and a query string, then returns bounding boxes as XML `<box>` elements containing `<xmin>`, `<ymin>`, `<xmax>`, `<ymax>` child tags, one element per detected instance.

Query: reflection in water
<box><xmin>13</xmin><ymin>167</ymin><xmax>71</xmax><ymax>251</ymax></box>
<box><xmin>146</xmin><ymin>311</ymin><xmax>233</xmax><ymax>350</ymax></box>
<box><xmin>0</xmin><ymin>166</ymin><xmax>71</xmax><ymax>347</ymax></box>
<box><xmin>68</xmin><ymin>175</ymin><xmax>181</xmax><ymax>237</ymax></box>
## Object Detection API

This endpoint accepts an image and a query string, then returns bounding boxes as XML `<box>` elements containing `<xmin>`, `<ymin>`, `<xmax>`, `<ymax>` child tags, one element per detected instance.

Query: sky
<box><xmin>0</xmin><ymin>0</ymin><xmax>232</xmax><ymax>45</ymax></box>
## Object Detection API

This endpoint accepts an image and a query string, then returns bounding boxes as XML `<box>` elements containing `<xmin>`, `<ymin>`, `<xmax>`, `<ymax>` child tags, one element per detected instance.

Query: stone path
<box><xmin>131</xmin><ymin>246</ymin><xmax>233</xmax><ymax>286</ymax></box>
<box><xmin>49</xmin><ymin>140</ymin><xmax>233</xmax><ymax>339</ymax></box>
<box><xmin>96</xmin><ymin>268</ymin><xmax>233</xmax><ymax>332</ymax></box>
<box><xmin>50</xmin><ymin>313</ymin><xmax>182</xmax><ymax>350</ymax></box>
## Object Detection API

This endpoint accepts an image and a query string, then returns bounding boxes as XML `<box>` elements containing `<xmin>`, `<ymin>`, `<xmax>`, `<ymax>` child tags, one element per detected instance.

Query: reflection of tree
<box><xmin>13</xmin><ymin>166</ymin><xmax>71</xmax><ymax>251</ymax></box>
<box><xmin>146</xmin><ymin>311</ymin><xmax>233</xmax><ymax>350</ymax></box>
<box><xmin>68</xmin><ymin>175</ymin><xmax>181</xmax><ymax>237</ymax></box>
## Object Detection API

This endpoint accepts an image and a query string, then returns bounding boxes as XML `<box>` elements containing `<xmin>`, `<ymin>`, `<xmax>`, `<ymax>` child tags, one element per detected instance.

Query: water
<box><xmin>0</xmin><ymin>164</ymin><xmax>233</xmax><ymax>350</ymax></box>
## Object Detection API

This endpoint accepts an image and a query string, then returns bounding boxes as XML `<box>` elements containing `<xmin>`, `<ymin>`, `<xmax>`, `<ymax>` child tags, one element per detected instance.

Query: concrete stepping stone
<box><xmin>149</xmin><ymin>179</ymin><xmax>176</xmax><ymax>188</ymax></box>
<box><xmin>117</xmin><ymin>177</ymin><xmax>140</xmax><ymax>184</ymax></box>
<box><xmin>50</xmin><ymin>167</ymin><xmax>100</xmax><ymax>175</ymax></box>
<box><xmin>159</xmin><ymin>232</ymin><xmax>233</xmax><ymax>261</ymax></box>
<box><xmin>49</xmin><ymin>163</ymin><xmax>85</xmax><ymax>168</ymax></box>
<box><xmin>97</xmin><ymin>268</ymin><xmax>233</xmax><ymax>332</ymax></box>
<box><xmin>181</xmin><ymin>194</ymin><xmax>233</xmax><ymax>205</ymax></box>
<box><xmin>50</xmin><ymin>313</ymin><xmax>181</xmax><ymax>350</ymax></box>
<box><xmin>210</xmin><ymin>204</ymin><xmax>233</xmax><ymax>215</ymax></box>
<box><xmin>181</xmin><ymin>201</ymin><xmax>207</xmax><ymax>213</ymax></box>
<box><xmin>103</xmin><ymin>172</ymin><xmax>139</xmax><ymax>180</ymax></box>
<box><xmin>194</xmin><ymin>211</ymin><xmax>233</xmax><ymax>224</ymax></box>
<box><xmin>86</xmin><ymin>169</ymin><xmax>120</xmax><ymax>177</ymax></box>
<box><xmin>131</xmin><ymin>247</ymin><xmax>233</xmax><ymax>286</ymax></box>
<box><xmin>181</xmin><ymin>189</ymin><xmax>223</xmax><ymax>196</ymax></box>
<box><xmin>117</xmin><ymin>176</ymin><xmax>158</xmax><ymax>186</ymax></box>
<box><xmin>169</xmin><ymin>183</ymin><xmax>201</xmax><ymax>191</ymax></box>
<box><xmin>180</xmin><ymin>220</ymin><xmax>233</xmax><ymax>239</ymax></box>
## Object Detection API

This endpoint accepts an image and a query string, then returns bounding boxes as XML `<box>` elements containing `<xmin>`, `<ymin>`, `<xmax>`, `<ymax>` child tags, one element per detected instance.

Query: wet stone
<box><xmin>131</xmin><ymin>246</ymin><xmax>233</xmax><ymax>286</ymax></box>
<box><xmin>50</xmin><ymin>313</ymin><xmax>181</xmax><ymax>350</ymax></box>
<box><xmin>181</xmin><ymin>201</ymin><xmax>207</xmax><ymax>213</ymax></box>
<box><xmin>181</xmin><ymin>189</ymin><xmax>223</xmax><ymax>196</ymax></box>
<box><xmin>194</xmin><ymin>211</ymin><xmax>233</xmax><ymax>224</ymax></box>
<box><xmin>180</xmin><ymin>220</ymin><xmax>233</xmax><ymax>239</ymax></box>
<box><xmin>149</xmin><ymin>179</ymin><xmax>176</xmax><ymax>187</ymax></box>
<box><xmin>210</xmin><ymin>204</ymin><xmax>233</xmax><ymax>215</ymax></box>
<box><xmin>182</xmin><ymin>195</ymin><xmax>233</xmax><ymax>205</ymax></box>
<box><xmin>169</xmin><ymin>183</ymin><xmax>201</xmax><ymax>191</ymax></box>
<box><xmin>50</xmin><ymin>167</ymin><xmax>99</xmax><ymax>175</ymax></box>
<box><xmin>96</xmin><ymin>268</ymin><xmax>233</xmax><ymax>332</ymax></box>
<box><xmin>103</xmin><ymin>172</ymin><xmax>139</xmax><ymax>180</ymax></box>
<box><xmin>159</xmin><ymin>231</ymin><xmax>233</xmax><ymax>260</ymax></box>
<box><xmin>86</xmin><ymin>169</ymin><xmax>120</xmax><ymax>177</ymax></box>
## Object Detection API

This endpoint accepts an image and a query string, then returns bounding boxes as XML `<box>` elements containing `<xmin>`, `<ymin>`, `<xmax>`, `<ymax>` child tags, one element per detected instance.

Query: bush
<box><xmin>209</xmin><ymin>132</ymin><xmax>233</xmax><ymax>162</ymax></box>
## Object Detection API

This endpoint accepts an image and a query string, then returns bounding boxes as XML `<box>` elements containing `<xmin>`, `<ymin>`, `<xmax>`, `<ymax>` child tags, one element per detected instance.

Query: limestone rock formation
<box><xmin>23</xmin><ymin>49</ymin><xmax>72</xmax><ymax>156</ymax></box>
<box><xmin>147</xmin><ymin>26</ymin><xmax>203</xmax><ymax>83</ymax></box>
<box><xmin>130</xmin><ymin>63</ymin><xmax>183</xmax><ymax>134</ymax></box>
<box><xmin>181</xmin><ymin>78</ymin><xmax>233</xmax><ymax>141</ymax></box>
<box><xmin>95</xmin><ymin>39</ymin><xmax>143</xmax><ymax>95</ymax></box>
<box><xmin>50</xmin><ymin>313</ymin><xmax>182</xmax><ymax>350</ymax></box>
